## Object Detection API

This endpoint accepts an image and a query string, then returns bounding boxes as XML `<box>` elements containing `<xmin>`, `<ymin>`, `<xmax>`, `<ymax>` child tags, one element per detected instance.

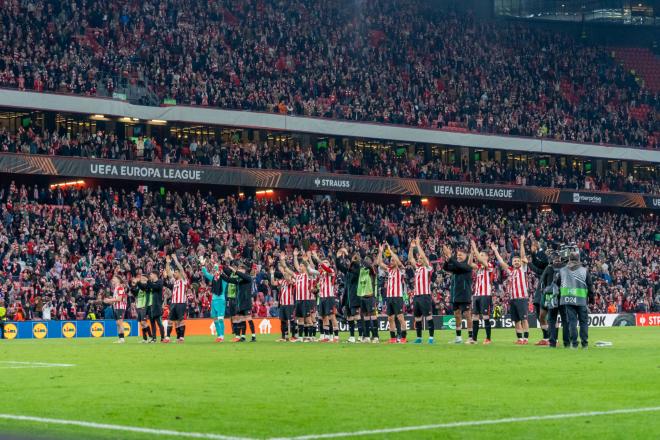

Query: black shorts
<box><xmin>453</xmin><ymin>301</ymin><xmax>471</xmax><ymax>313</ymax></box>
<box><xmin>137</xmin><ymin>308</ymin><xmax>147</xmax><ymax>322</ymax></box>
<box><xmin>226</xmin><ymin>298</ymin><xmax>237</xmax><ymax>317</ymax></box>
<box><xmin>279</xmin><ymin>305</ymin><xmax>295</xmax><ymax>321</ymax></box>
<box><xmin>169</xmin><ymin>303</ymin><xmax>187</xmax><ymax>321</ymax></box>
<box><xmin>319</xmin><ymin>298</ymin><xmax>337</xmax><ymax>317</ymax></box>
<box><xmin>113</xmin><ymin>308</ymin><xmax>126</xmax><ymax>320</ymax></box>
<box><xmin>359</xmin><ymin>296</ymin><xmax>377</xmax><ymax>315</ymax></box>
<box><xmin>150</xmin><ymin>305</ymin><xmax>162</xmax><ymax>318</ymax></box>
<box><xmin>472</xmin><ymin>296</ymin><xmax>493</xmax><ymax>316</ymax></box>
<box><xmin>385</xmin><ymin>297</ymin><xmax>404</xmax><ymax>316</ymax></box>
<box><xmin>510</xmin><ymin>298</ymin><xmax>528</xmax><ymax>322</ymax></box>
<box><xmin>413</xmin><ymin>294</ymin><xmax>433</xmax><ymax>317</ymax></box>
<box><xmin>533</xmin><ymin>302</ymin><xmax>547</xmax><ymax>317</ymax></box>
<box><xmin>236</xmin><ymin>308</ymin><xmax>252</xmax><ymax>317</ymax></box>
<box><xmin>344</xmin><ymin>305</ymin><xmax>360</xmax><ymax>317</ymax></box>
<box><xmin>295</xmin><ymin>299</ymin><xmax>316</xmax><ymax>318</ymax></box>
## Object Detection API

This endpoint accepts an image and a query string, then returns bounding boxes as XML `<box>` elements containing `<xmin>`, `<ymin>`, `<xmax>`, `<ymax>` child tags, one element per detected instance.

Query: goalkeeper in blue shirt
<box><xmin>201</xmin><ymin>260</ymin><xmax>227</xmax><ymax>343</ymax></box>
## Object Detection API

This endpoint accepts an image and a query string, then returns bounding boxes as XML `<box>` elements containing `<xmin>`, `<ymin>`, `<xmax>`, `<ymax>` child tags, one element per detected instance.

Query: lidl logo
<box><xmin>122</xmin><ymin>322</ymin><xmax>131</xmax><ymax>336</ymax></box>
<box><xmin>90</xmin><ymin>322</ymin><xmax>104</xmax><ymax>338</ymax></box>
<box><xmin>4</xmin><ymin>323</ymin><xmax>17</xmax><ymax>340</ymax></box>
<box><xmin>62</xmin><ymin>322</ymin><xmax>76</xmax><ymax>339</ymax></box>
<box><xmin>32</xmin><ymin>323</ymin><xmax>48</xmax><ymax>339</ymax></box>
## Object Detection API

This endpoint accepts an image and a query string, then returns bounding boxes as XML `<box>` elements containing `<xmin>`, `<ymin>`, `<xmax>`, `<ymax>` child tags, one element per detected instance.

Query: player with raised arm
<box><xmin>303</xmin><ymin>252</ymin><xmax>321</xmax><ymax>341</ymax></box>
<box><xmin>491</xmin><ymin>236</ymin><xmax>530</xmax><ymax>345</ymax></box>
<box><xmin>293</xmin><ymin>249</ymin><xmax>316</xmax><ymax>342</ymax></box>
<box><xmin>201</xmin><ymin>256</ymin><xmax>227</xmax><ymax>343</ymax></box>
<box><xmin>311</xmin><ymin>250</ymin><xmax>339</xmax><ymax>342</ymax></box>
<box><xmin>271</xmin><ymin>254</ymin><xmax>296</xmax><ymax>341</ymax></box>
<box><xmin>104</xmin><ymin>275</ymin><xmax>127</xmax><ymax>344</ymax></box>
<box><xmin>409</xmin><ymin>238</ymin><xmax>435</xmax><ymax>344</ymax></box>
<box><xmin>528</xmin><ymin>240</ymin><xmax>551</xmax><ymax>345</ymax></box>
<box><xmin>164</xmin><ymin>254</ymin><xmax>188</xmax><ymax>343</ymax></box>
<box><xmin>442</xmin><ymin>242</ymin><xmax>474</xmax><ymax>344</ymax></box>
<box><xmin>469</xmin><ymin>240</ymin><xmax>495</xmax><ymax>345</ymax></box>
<box><xmin>377</xmin><ymin>243</ymin><xmax>407</xmax><ymax>344</ymax></box>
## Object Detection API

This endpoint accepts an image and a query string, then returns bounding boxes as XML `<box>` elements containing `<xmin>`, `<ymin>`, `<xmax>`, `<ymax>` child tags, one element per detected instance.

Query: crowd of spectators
<box><xmin>0</xmin><ymin>0</ymin><xmax>658</xmax><ymax>148</ymax></box>
<box><xmin>1</xmin><ymin>126</ymin><xmax>658</xmax><ymax>194</ymax></box>
<box><xmin>1</xmin><ymin>182</ymin><xmax>658</xmax><ymax>325</ymax></box>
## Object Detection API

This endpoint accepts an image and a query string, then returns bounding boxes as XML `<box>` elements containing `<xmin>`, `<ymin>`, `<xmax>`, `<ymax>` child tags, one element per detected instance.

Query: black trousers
<box><xmin>565</xmin><ymin>304</ymin><xmax>589</xmax><ymax>348</ymax></box>
<box><xmin>547</xmin><ymin>305</ymin><xmax>570</xmax><ymax>347</ymax></box>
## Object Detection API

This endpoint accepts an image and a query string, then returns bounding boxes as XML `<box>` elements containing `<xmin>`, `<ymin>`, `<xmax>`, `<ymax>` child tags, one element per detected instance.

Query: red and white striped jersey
<box><xmin>278</xmin><ymin>280</ymin><xmax>295</xmax><ymax>306</ymax></box>
<box><xmin>317</xmin><ymin>264</ymin><xmax>336</xmax><ymax>298</ymax></box>
<box><xmin>385</xmin><ymin>266</ymin><xmax>404</xmax><ymax>298</ymax></box>
<box><xmin>295</xmin><ymin>273</ymin><xmax>314</xmax><ymax>301</ymax></box>
<box><xmin>113</xmin><ymin>285</ymin><xmax>127</xmax><ymax>309</ymax></box>
<box><xmin>506</xmin><ymin>265</ymin><xmax>528</xmax><ymax>299</ymax></box>
<box><xmin>473</xmin><ymin>262</ymin><xmax>494</xmax><ymax>297</ymax></box>
<box><xmin>171</xmin><ymin>278</ymin><xmax>188</xmax><ymax>304</ymax></box>
<box><xmin>412</xmin><ymin>264</ymin><xmax>433</xmax><ymax>296</ymax></box>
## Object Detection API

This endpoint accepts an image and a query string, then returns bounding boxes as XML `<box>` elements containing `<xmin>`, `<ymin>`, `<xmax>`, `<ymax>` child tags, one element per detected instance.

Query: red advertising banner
<box><xmin>635</xmin><ymin>313</ymin><xmax>660</xmax><ymax>327</ymax></box>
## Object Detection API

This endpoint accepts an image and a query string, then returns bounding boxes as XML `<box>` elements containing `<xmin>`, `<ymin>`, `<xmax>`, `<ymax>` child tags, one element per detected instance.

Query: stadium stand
<box><xmin>0</xmin><ymin>127</ymin><xmax>657</xmax><ymax>194</ymax></box>
<box><xmin>0</xmin><ymin>0</ymin><xmax>657</xmax><ymax>148</ymax></box>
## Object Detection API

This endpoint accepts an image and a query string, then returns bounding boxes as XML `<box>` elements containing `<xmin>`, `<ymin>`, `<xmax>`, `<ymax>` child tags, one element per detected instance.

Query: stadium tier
<box><xmin>0</xmin><ymin>0</ymin><xmax>657</xmax><ymax>149</ymax></box>
<box><xmin>1</xmin><ymin>184</ymin><xmax>657</xmax><ymax>325</ymax></box>
<box><xmin>0</xmin><ymin>125</ymin><xmax>658</xmax><ymax>200</ymax></box>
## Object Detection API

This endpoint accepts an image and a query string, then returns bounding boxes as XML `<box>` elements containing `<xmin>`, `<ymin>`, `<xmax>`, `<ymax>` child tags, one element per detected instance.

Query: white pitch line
<box><xmin>0</xmin><ymin>407</ymin><xmax>658</xmax><ymax>440</ymax></box>
<box><xmin>0</xmin><ymin>414</ymin><xmax>254</xmax><ymax>440</ymax></box>
<box><xmin>267</xmin><ymin>406</ymin><xmax>660</xmax><ymax>440</ymax></box>
<box><xmin>0</xmin><ymin>361</ymin><xmax>75</xmax><ymax>369</ymax></box>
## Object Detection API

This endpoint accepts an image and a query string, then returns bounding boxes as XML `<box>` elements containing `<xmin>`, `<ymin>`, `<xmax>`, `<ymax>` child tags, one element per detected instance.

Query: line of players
<box><xmin>102</xmin><ymin>236</ymin><xmax>568</xmax><ymax>345</ymax></box>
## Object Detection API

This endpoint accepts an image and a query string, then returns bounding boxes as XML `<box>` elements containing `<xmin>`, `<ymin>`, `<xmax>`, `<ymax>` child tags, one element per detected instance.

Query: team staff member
<box><xmin>0</xmin><ymin>300</ymin><xmax>7</xmax><ymax>338</ymax></box>
<box><xmin>357</xmin><ymin>252</ymin><xmax>379</xmax><ymax>343</ymax></box>
<box><xmin>164</xmin><ymin>254</ymin><xmax>188</xmax><ymax>343</ymax></box>
<box><xmin>491</xmin><ymin>236</ymin><xmax>530</xmax><ymax>345</ymax></box>
<box><xmin>557</xmin><ymin>249</ymin><xmax>594</xmax><ymax>349</ymax></box>
<box><xmin>335</xmin><ymin>247</ymin><xmax>362</xmax><ymax>343</ymax></box>
<box><xmin>408</xmin><ymin>238</ymin><xmax>435</xmax><ymax>344</ymax></box>
<box><xmin>131</xmin><ymin>269</ymin><xmax>152</xmax><ymax>343</ymax></box>
<box><xmin>442</xmin><ymin>242</ymin><xmax>474</xmax><ymax>344</ymax></box>
<box><xmin>377</xmin><ymin>243</ymin><xmax>407</xmax><ymax>344</ymax></box>
<box><xmin>141</xmin><ymin>269</ymin><xmax>166</xmax><ymax>343</ymax></box>
<box><xmin>104</xmin><ymin>276</ymin><xmax>127</xmax><ymax>344</ymax></box>
<box><xmin>469</xmin><ymin>240</ymin><xmax>494</xmax><ymax>345</ymax></box>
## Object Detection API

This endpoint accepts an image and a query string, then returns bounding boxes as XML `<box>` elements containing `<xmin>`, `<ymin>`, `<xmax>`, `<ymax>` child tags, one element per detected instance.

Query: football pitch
<box><xmin>0</xmin><ymin>327</ymin><xmax>658</xmax><ymax>440</ymax></box>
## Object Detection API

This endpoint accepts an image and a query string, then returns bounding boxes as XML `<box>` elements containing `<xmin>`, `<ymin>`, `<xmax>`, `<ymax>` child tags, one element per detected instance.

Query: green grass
<box><xmin>0</xmin><ymin>327</ymin><xmax>658</xmax><ymax>440</ymax></box>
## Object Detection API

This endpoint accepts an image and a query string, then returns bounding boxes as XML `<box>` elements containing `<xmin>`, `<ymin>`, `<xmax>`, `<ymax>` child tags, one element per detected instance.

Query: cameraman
<box><xmin>557</xmin><ymin>249</ymin><xmax>594</xmax><ymax>349</ymax></box>
<box><xmin>543</xmin><ymin>250</ymin><xmax>569</xmax><ymax>348</ymax></box>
